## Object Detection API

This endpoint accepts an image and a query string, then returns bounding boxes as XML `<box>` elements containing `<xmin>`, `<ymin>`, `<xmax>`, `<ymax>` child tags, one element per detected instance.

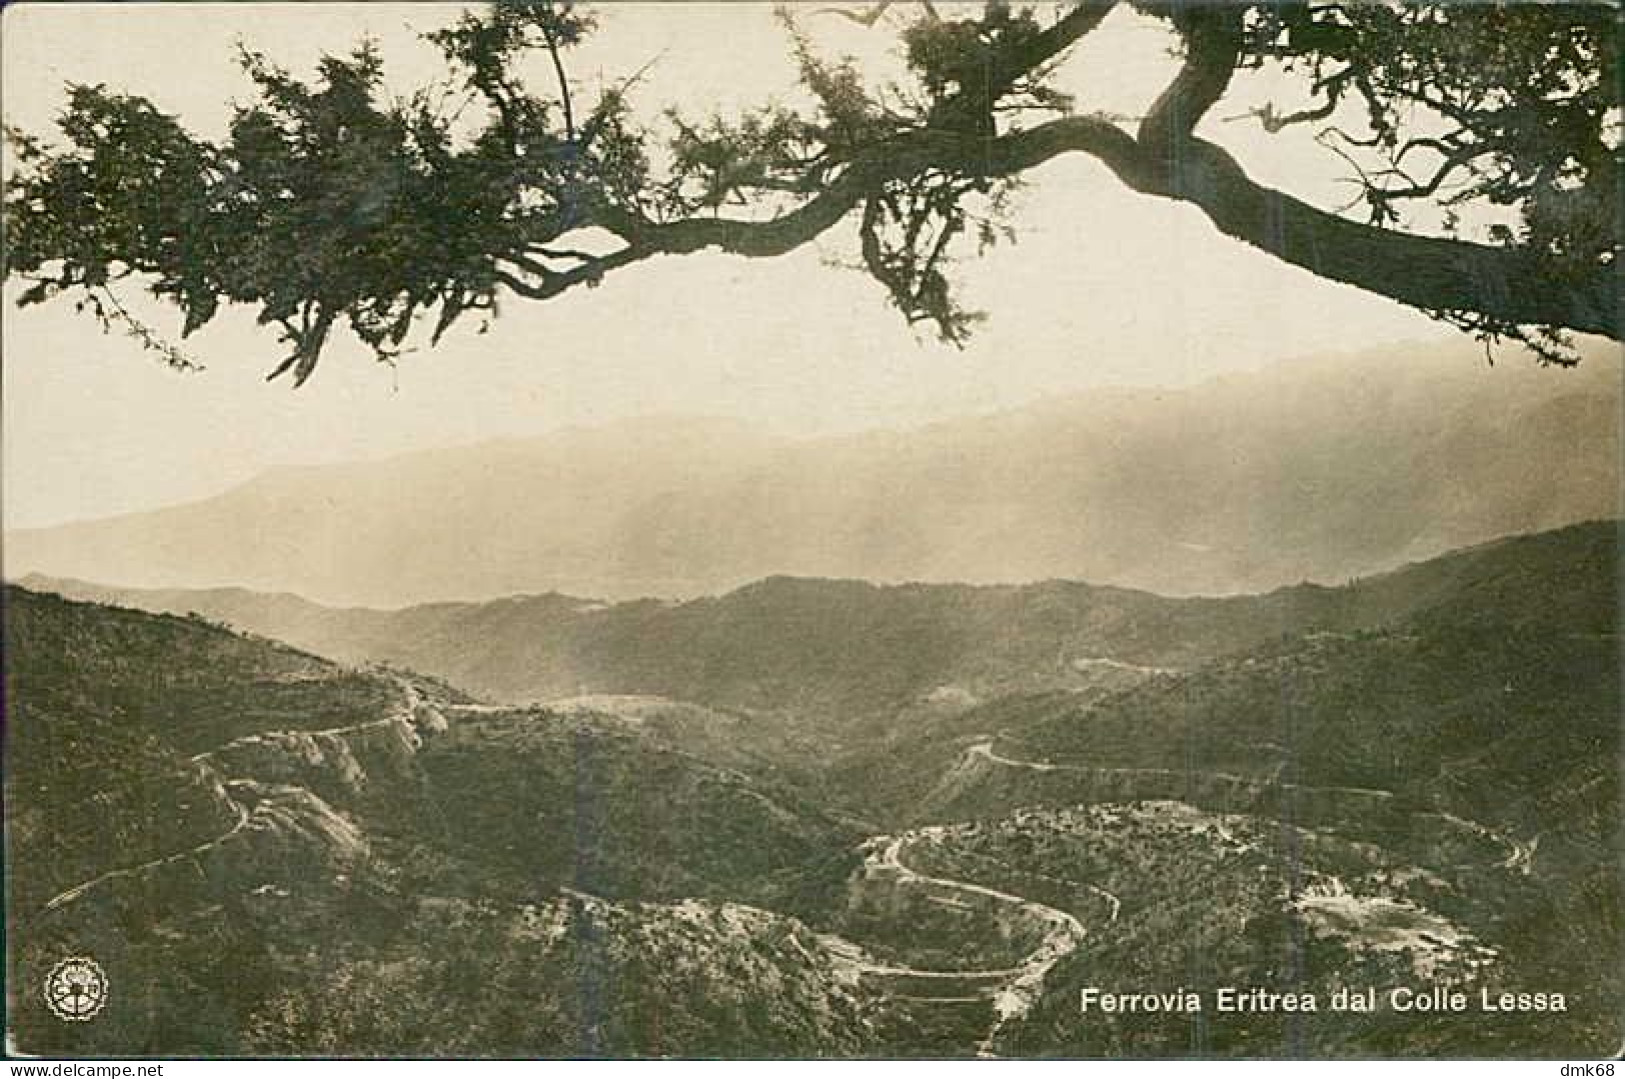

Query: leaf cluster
<box><xmin>1239</xmin><ymin>3</ymin><xmax>1619</xmax><ymax>362</ymax></box>
<box><xmin>4</xmin><ymin>2</ymin><xmax>647</xmax><ymax>384</ymax></box>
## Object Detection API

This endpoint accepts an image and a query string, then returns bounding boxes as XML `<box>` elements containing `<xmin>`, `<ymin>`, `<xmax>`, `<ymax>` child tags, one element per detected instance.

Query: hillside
<box><xmin>7</xmin><ymin>520</ymin><xmax>1620</xmax><ymax>1057</ymax></box>
<box><xmin>878</xmin><ymin>525</ymin><xmax>1622</xmax><ymax>1056</ymax></box>
<box><xmin>7</xmin><ymin>344</ymin><xmax>1618</xmax><ymax>606</ymax></box>
<box><xmin>29</xmin><ymin>520</ymin><xmax>1617</xmax><ymax>760</ymax></box>
<box><xmin>3</xmin><ymin>587</ymin><xmax>884</xmax><ymax>1056</ymax></box>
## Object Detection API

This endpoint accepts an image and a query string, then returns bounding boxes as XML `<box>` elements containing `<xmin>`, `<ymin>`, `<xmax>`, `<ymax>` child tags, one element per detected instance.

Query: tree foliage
<box><xmin>2</xmin><ymin>1</ymin><xmax>1618</xmax><ymax>384</ymax></box>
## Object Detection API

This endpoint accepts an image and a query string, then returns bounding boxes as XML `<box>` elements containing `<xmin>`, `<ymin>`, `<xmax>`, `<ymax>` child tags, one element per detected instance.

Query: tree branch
<box><xmin>562</xmin><ymin>116</ymin><xmax>1615</xmax><ymax>339</ymax></box>
<box><xmin>813</xmin><ymin>2</ymin><xmax>938</xmax><ymax>28</ymax></box>
<box><xmin>541</xmin><ymin>20</ymin><xmax>576</xmax><ymax>142</ymax></box>
<box><xmin>1007</xmin><ymin>120</ymin><xmax>1616</xmax><ymax>339</ymax></box>
<box><xmin>985</xmin><ymin>1</ymin><xmax>1117</xmax><ymax>102</ymax></box>
<box><xmin>1139</xmin><ymin>5</ymin><xmax>1243</xmax><ymax>167</ymax></box>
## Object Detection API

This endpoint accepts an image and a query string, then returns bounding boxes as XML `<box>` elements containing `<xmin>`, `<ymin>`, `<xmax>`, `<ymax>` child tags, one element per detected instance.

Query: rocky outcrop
<box><xmin>37</xmin><ymin>676</ymin><xmax>446</xmax><ymax>925</ymax></box>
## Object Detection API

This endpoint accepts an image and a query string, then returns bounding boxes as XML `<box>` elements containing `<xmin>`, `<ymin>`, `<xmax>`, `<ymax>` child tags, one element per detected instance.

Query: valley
<box><xmin>5</xmin><ymin>520</ymin><xmax>1619</xmax><ymax>1057</ymax></box>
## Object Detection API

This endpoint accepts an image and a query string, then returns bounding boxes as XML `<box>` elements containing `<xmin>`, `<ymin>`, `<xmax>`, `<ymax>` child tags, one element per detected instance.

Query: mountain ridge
<box><xmin>7</xmin><ymin>343</ymin><xmax>1618</xmax><ymax>606</ymax></box>
<box><xmin>7</xmin><ymin>516</ymin><xmax>1619</xmax><ymax>1056</ymax></box>
<box><xmin>21</xmin><ymin>520</ymin><xmax>1615</xmax><ymax>769</ymax></box>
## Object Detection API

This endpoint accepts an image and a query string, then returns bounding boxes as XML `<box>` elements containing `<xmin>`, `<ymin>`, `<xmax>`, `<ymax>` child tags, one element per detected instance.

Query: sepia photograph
<box><xmin>2</xmin><ymin>0</ymin><xmax>1620</xmax><ymax>1063</ymax></box>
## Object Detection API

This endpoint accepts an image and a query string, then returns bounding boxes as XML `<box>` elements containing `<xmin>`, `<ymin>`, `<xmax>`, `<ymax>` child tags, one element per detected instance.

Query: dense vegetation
<box><xmin>3</xmin><ymin>3</ymin><xmax>1617</xmax><ymax>379</ymax></box>
<box><xmin>5</xmin><ymin>519</ymin><xmax>1619</xmax><ymax>1056</ymax></box>
<box><xmin>3</xmin><ymin>588</ymin><xmax>883</xmax><ymax>1056</ymax></box>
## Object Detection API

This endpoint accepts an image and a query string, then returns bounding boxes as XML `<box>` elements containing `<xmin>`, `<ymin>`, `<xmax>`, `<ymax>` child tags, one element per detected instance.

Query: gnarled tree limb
<box><xmin>567</xmin><ymin>115</ymin><xmax>1616</xmax><ymax>339</ymax></box>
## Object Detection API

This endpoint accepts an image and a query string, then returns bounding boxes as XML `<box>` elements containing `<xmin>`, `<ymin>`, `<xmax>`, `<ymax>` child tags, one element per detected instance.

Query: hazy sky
<box><xmin>3</xmin><ymin>2</ymin><xmax>1468</xmax><ymax>528</ymax></box>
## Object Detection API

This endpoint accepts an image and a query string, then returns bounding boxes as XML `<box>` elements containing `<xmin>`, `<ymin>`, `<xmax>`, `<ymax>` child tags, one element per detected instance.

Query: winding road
<box><xmin>190</xmin><ymin>676</ymin><xmax>433</xmax><ymax>764</ymax></box>
<box><xmin>43</xmin><ymin>785</ymin><xmax>252</xmax><ymax>913</ymax></box>
<box><xmin>964</xmin><ymin>738</ymin><xmax>1529</xmax><ymax>871</ymax></box>
<box><xmin>850</xmin><ymin>824</ymin><xmax>1106</xmax><ymax>1057</ymax></box>
<box><xmin>968</xmin><ymin>740</ymin><xmax>1397</xmax><ymax>801</ymax></box>
<box><xmin>837</xmin><ymin>734</ymin><xmax>1532</xmax><ymax>1053</ymax></box>
<box><xmin>43</xmin><ymin>675</ymin><xmax>432</xmax><ymax>915</ymax></box>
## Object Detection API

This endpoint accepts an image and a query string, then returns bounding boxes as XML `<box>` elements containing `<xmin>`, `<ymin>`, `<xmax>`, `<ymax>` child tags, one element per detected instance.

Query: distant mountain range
<box><xmin>6</xmin><ymin>343</ymin><xmax>1618</xmax><ymax>606</ymax></box>
<box><xmin>24</xmin><ymin>518</ymin><xmax>1616</xmax><ymax>755</ymax></box>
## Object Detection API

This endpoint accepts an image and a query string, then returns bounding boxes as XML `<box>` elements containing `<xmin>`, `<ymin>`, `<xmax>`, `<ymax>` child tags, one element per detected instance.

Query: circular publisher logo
<box><xmin>43</xmin><ymin>957</ymin><xmax>108</xmax><ymax>1022</ymax></box>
